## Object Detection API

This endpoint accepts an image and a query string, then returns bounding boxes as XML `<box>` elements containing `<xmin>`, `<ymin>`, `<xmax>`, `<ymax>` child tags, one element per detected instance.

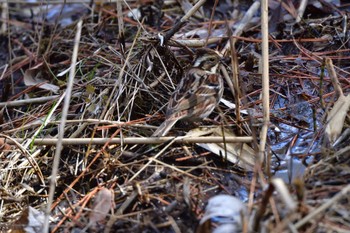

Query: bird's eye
<box><xmin>209</xmin><ymin>57</ymin><xmax>216</xmax><ymax>62</ymax></box>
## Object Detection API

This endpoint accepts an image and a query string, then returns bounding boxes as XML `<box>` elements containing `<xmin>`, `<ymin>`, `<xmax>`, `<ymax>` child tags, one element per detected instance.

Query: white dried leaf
<box><xmin>325</xmin><ymin>95</ymin><xmax>350</xmax><ymax>144</ymax></box>
<box><xmin>188</xmin><ymin>127</ymin><xmax>255</xmax><ymax>171</ymax></box>
<box><xmin>24</xmin><ymin>69</ymin><xmax>59</xmax><ymax>93</ymax></box>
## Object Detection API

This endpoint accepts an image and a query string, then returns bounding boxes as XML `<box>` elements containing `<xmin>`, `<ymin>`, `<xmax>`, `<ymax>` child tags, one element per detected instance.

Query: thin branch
<box><xmin>222</xmin><ymin>1</ymin><xmax>260</xmax><ymax>53</ymax></box>
<box><xmin>326</xmin><ymin>58</ymin><xmax>344</xmax><ymax>97</ymax></box>
<box><xmin>43</xmin><ymin>20</ymin><xmax>83</xmax><ymax>233</ymax></box>
<box><xmin>8</xmin><ymin>136</ymin><xmax>253</xmax><ymax>145</ymax></box>
<box><xmin>294</xmin><ymin>184</ymin><xmax>350</xmax><ymax>229</ymax></box>
<box><xmin>296</xmin><ymin>0</ymin><xmax>308</xmax><ymax>23</ymax></box>
<box><xmin>0</xmin><ymin>95</ymin><xmax>59</xmax><ymax>107</ymax></box>
<box><xmin>163</xmin><ymin>0</ymin><xmax>207</xmax><ymax>43</ymax></box>
<box><xmin>259</xmin><ymin>0</ymin><xmax>270</xmax><ymax>163</ymax></box>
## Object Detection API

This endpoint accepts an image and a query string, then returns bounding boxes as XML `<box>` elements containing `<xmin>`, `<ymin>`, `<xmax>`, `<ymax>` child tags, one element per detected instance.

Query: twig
<box><xmin>9</xmin><ymin>136</ymin><xmax>253</xmax><ymax>145</ymax></box>
<box><xmin>0</xmin><ymin>95</ymin><xmax>59</xmax><ymax>107</ymax></box>
<box><xmin>325</xmin><ymin>58</ymin><xmax>344</xmax><ymax>97</ymax></box>
<box><xmin>220</xmin><ymin>63</ymin><xmax>236</xmax><ymax>103</ymax></box>
<box><xmin>128</xmin><ymin>138</ymin><xmax>178</xmax><ymax>182</ymax></box>
<box><xmin>1</xmin><ymin>2</ymin><xmax>7</xmax><ymax>33</ymax></box>
<box><xmin>117</xmin><ymin>0</ymin><xmax>125</xmax><ymax>54</ymax></box>
<box><xmin>294</xmin><ymin>184</ymin><xmax>350</xmax><ymax>229</ymax></box>
<box><xmin>296</xmin><ymin>0</ymin><xmax>308</xmax><ymax>23</ymax></box>
<box><xmin>259</xmin><ymin>0</ymin><xmax>269</xmax><ymax>163</ymax></box>
<box><xmin>43</xmin><ymin>20</ymin><xmax>83</xmax><ymax>233</ymax></box>
<box><xmin>253</xmin><ymin>178</ymin><xmax>297</xmax><ymax>231</ymax></box>
<box><xmin>163</xmin><ymin>0</ymin><xmax>207</xmax><ymax>43</ymax></box>
<box><xmin>222</xmin><ymin>1</ymin><xmax>260</xmax><ymax>53</ymax></box>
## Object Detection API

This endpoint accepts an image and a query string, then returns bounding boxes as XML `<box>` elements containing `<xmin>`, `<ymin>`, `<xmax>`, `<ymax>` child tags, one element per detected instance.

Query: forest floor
<box><xmin>0</xmin><ymin>1</ymin><xmax>349</xmax><ymax>232</ymax></box>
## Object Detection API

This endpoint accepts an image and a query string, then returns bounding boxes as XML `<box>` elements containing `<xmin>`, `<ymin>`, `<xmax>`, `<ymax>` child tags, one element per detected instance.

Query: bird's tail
<box><xmin>152</xmin><ymin>119</ymin><xmax>178</xmax><ymax>137</ymax></box>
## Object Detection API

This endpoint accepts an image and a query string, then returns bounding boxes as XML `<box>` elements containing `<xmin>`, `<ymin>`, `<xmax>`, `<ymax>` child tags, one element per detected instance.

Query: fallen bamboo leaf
<box><xmin>325</xmin><ymin>94</ymin><xmax>350</xmax><ymax>144</ymax></box>
<box><xmin>187</xmin><ymin>127</ymin><xmax>256</xmax><ymax>171</ymax></box>
<box><xmin>24</xmin><ymin>69</ymin><xmax>59</xmax><ymax>93</ymax></box>
<box><xmin>325</xmin><ymin>58</ymin><xmax>350</xmax><ymax>144</ymax></box>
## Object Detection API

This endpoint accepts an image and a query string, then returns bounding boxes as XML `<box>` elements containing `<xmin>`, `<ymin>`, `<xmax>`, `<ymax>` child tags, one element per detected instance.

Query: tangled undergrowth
<box><xmin>0</xmin><ymin>1</ymin><xmax>350</xmax><ymax>232</ymax></box>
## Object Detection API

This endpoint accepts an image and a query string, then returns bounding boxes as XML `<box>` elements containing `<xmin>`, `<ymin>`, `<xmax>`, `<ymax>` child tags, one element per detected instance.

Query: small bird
<box><xmin>152</xmin><ymin>48</ymin><xmax>224</xmax><ymax>137</ymax></box>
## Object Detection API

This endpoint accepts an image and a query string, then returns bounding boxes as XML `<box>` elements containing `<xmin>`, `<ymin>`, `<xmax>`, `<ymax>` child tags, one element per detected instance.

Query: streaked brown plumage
<box><xmin>152</xmin><ymin>48</ymin><xmax>223</xmax><ymax>137</ymax></box>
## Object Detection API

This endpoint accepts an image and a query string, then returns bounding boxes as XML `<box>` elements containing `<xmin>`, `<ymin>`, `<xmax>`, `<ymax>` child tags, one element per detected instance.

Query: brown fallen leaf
<box><xmin>0</xmin><ymin>138</ymin><xmax>11</xmax><ymax>151</ymax></box>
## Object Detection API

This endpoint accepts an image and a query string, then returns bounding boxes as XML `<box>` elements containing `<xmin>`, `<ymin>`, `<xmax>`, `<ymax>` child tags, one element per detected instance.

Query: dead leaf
<box><xmin>0</xmin><ymin>138</ymin><xmax>11</xmax><ymax>151</ymax></box>
<box><xmin>325</xmin><ymin>95</ymin><xmax>350</xmax><ymax>144</ymax></box>
<box><xmin>187</xmin><ymin>127</ymin><xmax>256</xmax><ymax>171</ymax></box>
<box><xmin>24</xmin><ymin>69</ymin><xmax>59</xmax><ymax>93</ymax></box>
<box><xmin>325</xmin><ymin>58</ymin><xmax>350</xmax><ymax>144</ymax></box>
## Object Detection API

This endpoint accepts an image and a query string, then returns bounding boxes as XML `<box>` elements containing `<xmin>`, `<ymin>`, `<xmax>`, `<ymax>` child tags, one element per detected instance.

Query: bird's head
<box><xmin>193</xmin><ymin>48</ymin><xmax>222</xmax><ymax>73</ymax></box>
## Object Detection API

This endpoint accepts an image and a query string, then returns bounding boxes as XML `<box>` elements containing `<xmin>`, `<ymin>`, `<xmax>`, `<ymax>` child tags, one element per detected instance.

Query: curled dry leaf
<box><xmin>24</xmin><ymin>69</ymin><xmax>59</xmax><ymax>93</ymax></box>
<box><xmin>325</xmin><ymin>95</ymin><xmax>350</xmax><ymax>144</ymax></box>
<box><xmin>325</xmin><ymin>57</ymin><xmax>350</xmax><ymax>144</ymax></box>
<box><xmin>0</xmin><ymin>138</ymin><xmax>11</xmax><ymax>151</ymax></box>
<box><xmin>187</xmin><ymin>127</ymin><xmax>255</xmax><ymax>171</ymax></box>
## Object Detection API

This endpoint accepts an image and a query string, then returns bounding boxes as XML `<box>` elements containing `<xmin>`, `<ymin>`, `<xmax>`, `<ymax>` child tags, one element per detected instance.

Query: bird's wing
<box><xmin>166</xmin><ymin>69</ymin><xmax>223</xmax><ymax>119</ymax></box>
<box><xmin>166</xmin><ymin>68</ymin><xmax>205</xmax><ymax>114</ymax></box>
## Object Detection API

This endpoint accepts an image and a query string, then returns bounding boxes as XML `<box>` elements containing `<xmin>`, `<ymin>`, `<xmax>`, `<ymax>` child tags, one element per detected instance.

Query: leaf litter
<box><xmin>0</xmin><ymin>0</ymin><xmax>350</xmax><ymax>232</ymax></box>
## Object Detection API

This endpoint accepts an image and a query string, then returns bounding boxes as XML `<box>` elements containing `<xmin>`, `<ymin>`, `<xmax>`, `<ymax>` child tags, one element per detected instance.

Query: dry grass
<box><xmin>0</xmin><ymin>1</ymin><xmax>350</xmax><ymax>232</ymax></box>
